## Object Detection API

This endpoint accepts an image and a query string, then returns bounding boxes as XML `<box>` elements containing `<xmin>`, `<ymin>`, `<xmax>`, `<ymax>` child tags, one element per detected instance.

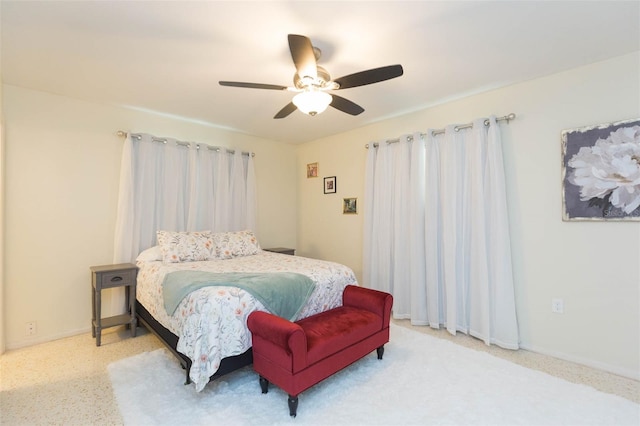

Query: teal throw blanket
<box><xmin>162</xmin><ymin>271</ymin><xmax>316</xmax><ymax>321</ymax></box>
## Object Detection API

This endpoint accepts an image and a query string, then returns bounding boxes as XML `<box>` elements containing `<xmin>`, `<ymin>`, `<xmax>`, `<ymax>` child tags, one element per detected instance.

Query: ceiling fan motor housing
<box><xmin>294</xmin><ymin>66</ymin><xmax>333</xmax><ymax>90</ymax></box>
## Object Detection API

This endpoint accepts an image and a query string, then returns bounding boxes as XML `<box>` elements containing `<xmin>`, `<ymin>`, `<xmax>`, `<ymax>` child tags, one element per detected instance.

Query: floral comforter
<box><xmin>136</xmin><ymin>250</ymin><xmax>357</xmax><ymax>391</ymax></box>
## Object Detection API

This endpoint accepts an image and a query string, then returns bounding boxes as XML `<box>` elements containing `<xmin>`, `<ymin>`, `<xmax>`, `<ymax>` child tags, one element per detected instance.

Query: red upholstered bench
<box><xmin>247</xmin><ymin>285</ymin><xmax>393</xmax><ymax>417</ymax></box>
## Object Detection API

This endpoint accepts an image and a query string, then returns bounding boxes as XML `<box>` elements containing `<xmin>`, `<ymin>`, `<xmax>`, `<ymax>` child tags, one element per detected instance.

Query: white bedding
<box><xmin>136</xmin><ymin>250</ymin><xmax>357</xmax><ymax>391</ymax></box>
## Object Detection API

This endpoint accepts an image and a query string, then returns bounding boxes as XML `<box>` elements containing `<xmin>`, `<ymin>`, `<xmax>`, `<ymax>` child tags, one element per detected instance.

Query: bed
<box><xmin>134</xmin><ymin>230</ymin><xmax>358</xmax><ymax>391</ymax></box>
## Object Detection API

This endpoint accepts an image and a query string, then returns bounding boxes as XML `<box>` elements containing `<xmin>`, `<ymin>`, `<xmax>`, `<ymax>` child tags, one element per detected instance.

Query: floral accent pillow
<box><xmin>212</xmin><ymin>230</ymin><xmax>261</xmax><ymax>259</ymax></box>
<box><xmin>156</xmin><ymin>230</ymin><xmax>214</xmax><ymax>263</ymax></box>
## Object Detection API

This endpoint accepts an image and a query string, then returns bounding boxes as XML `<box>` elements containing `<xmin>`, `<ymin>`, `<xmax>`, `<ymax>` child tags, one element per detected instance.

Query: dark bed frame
<box><xmin>136</xmin><ymin>301</ymin><xmax>254</xmax><ymax>385</ymax></box>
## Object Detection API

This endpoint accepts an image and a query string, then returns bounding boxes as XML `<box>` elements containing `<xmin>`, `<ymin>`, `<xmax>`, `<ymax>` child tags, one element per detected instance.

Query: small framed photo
<box><xmin>306</xmin><ymin>162</ymin><xmax>319</xmax><ymax>178</ymax></box>
<box><xmin>343</xmin><ymin>197</ymin><xmax>357</xmax><ymax>214</ymax></box>
<box><xmin>324</xmin><ymin>176</ymin><xmax>337</xmax><ymax>194</ymax></box>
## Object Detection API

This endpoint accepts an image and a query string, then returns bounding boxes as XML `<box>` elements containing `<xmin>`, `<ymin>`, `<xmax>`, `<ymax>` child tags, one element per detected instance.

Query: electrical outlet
<box><xmin>551</xmin><ymin>298</ymin><xmax>564</xmax><ymax>314</ymax></box>
<box><xmin>26</xmin><ymin>321</ymin><xmax>37</xmax><ymax>336</ymax></box>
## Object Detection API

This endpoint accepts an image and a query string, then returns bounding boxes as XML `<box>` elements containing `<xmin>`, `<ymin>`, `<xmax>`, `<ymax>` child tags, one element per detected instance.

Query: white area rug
<box><xmin>108</xmin><ymin>325</ymin><xmax>639</xmax><ymax>425</ymax></box>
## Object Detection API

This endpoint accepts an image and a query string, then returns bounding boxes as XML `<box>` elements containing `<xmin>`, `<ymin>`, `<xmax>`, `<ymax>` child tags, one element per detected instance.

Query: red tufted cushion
<box><xmin>296</xmin><ymin>306</ymin><xmax>382</xmax><ymax>365</ymax></box>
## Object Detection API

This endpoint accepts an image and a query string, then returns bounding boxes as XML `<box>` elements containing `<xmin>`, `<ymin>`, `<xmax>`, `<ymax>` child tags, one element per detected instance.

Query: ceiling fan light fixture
<box><xmin>292</xmin><ymin>89</ymin><xmax>332</xmax><ymax>116</ymax></box>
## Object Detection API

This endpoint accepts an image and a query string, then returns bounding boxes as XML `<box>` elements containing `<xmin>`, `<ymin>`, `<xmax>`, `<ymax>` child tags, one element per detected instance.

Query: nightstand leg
<box><xmin>129</xmin><ymin>284</ymin><xmax>137</xmax><ymax>338</ymax></box>
<box><xmin>94</xmin><ymin>286</ymin><xmax>101</xmax><ymax>347</ymax></box>
<box><xmin>91</xmin><ymin>285</ymin><xmax>96</xmax><ymax>338</ymax></box>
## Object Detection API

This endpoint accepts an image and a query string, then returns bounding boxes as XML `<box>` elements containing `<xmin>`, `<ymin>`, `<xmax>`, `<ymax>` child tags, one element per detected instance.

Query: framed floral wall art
<box><xmin>561</xmin><ymin>118</ymin><xmax>640</xmax><ymax>221</ymax></box>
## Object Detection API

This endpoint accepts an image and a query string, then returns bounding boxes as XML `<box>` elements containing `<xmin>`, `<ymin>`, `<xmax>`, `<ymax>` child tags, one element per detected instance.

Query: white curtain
<box><xmin>363</xmin><ymin>116</ymin><xmax>519</xmax><ymax>349</ymax></box>
<box><xmin>113</xmin><ymin>133</ymin><xmax>257</xmax><ymax>264</ymax></box>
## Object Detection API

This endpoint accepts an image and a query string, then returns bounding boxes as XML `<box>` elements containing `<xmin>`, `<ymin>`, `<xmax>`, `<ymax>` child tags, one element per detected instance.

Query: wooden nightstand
<box><xmin>263</xmin><ymin>247</ymin><xmax>295</xmax><ymax>256</ymax></box>
<box><xmin>90</xmin><ymin>263</ymin><xmax>138</xmax><ymax>346</ymax></box>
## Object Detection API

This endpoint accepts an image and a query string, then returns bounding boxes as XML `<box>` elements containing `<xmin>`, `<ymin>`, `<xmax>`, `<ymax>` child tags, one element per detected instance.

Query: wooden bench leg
<box><xmin>288</xmin><ymin>395</ymin><xmax>298</xmax><ymax>417</ymax></box>
<box><xmin>377</xmin><ymin>345</ymin><xmax>385</xmax><ymax>360</ymax></box>
<box><xmin>259</xmin><ymin>376</ymin><xmax>269</xmax><ymax>394</ymax></box>
<box><xmin>259</xmin><ymin>376</ymin><xmax>297</xmax><ymax>416</ymax></box>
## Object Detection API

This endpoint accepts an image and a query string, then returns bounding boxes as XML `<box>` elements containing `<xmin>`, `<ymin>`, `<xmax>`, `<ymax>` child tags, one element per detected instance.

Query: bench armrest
<box><xmin>343</xmin><ymin>285</ymin><xmax>393</xmax><ymax>328</ymax></box>
<box><xmin>247</xmin><ymin>311</ymin><xmax>308</xmax><ymax>370</ymax></box>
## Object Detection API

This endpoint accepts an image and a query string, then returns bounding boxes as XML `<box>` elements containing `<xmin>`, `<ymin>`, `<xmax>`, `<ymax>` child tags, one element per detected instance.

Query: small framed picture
<box><xmin>306</xmin><ymin>162</ymin><xmax>319</xmax><ymax>178</ymax></box>
<box><xmin>324</xmin><ymin>176</ymin><xmax>337</xmax><ymax>194</ymax></box>
<box><xmin>343</xmin><ymin>197</ymin><xmax>357</xmax><ymax>214</ymax></box>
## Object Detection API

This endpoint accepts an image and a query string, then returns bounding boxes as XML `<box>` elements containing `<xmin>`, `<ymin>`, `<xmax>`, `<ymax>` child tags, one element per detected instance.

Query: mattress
<box><xmin>136</xmin><ymin>250</ymin><xmax>357</xmax><ymax>390</ymax></box>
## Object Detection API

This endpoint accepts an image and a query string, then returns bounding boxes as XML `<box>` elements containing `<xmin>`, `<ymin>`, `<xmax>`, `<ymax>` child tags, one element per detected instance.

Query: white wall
<box><xmin>2</xmin><ymin>84</ymin><xmax>298</xmax><ymax>349</ymax></box>
<box><xmin>0</xmin><ymin>71</ymin><xmax>5</xmax><ymax>353</ymax></box>
<box><xmin>297</xmin><ymin>52</ymin><xmax>640</xmax><ymax>379</ymax></box>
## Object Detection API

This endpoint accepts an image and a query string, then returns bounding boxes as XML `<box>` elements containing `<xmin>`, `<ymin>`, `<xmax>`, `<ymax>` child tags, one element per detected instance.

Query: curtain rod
<box><xmin>116</xmin><ymin>130</ymin><xmax>255</xmax><ymax>157</ymax></box>
<box><xmin>365</xmin><ymin>113</ymin><xmax>516</xmax><ymax>149</ymax></box>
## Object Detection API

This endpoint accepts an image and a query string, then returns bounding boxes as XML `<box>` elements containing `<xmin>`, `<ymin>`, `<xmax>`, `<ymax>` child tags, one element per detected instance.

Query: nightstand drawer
<box><xmin>99</xmin><ymin>269</ymin><xmax>136</xmax><ymax>289</ymax></box>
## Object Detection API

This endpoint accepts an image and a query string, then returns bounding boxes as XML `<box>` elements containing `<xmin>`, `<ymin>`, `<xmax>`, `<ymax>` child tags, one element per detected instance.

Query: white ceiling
<box><xmin>2</xmin><ymin>1</ymin><xmax>639</xmax><ymax>144</ymax></box>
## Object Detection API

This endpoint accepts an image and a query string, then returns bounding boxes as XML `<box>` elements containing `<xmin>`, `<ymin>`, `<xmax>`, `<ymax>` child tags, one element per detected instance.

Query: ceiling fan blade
<box><xmin>333</xmin><ymin>64</ymin><xmax>404</xmax><ymax>89</ymax></box>
<box><xmin>330</xmin><ymin>95</ymin><xmax>364</xmax><ymax>116</ymax></box>
<box><xmin>288</xmin><ymin>34</ymin><xmax>317</xmax><ymax>80</ymax></box>
<box><xmin>219</xmin><ymin>81</ymin><xmax>288</xmax><ymax>90</ymax></box>
<box><xmin>274</xmin><ymin>102</ymin><xmax>297</xmax><ymax>119</ymax></box>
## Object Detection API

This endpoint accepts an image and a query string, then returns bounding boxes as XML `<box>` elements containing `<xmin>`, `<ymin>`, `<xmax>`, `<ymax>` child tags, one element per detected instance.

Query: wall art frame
<box><xmin>343</xmin><ymin>197</ymin><xmax>357</xmax><ymax>214</ymax></box>
<box><xmin>561</xmin><ymin>117</ymin><xmax>640</xmax><ymax>221</ymax></box>
<box><xmin>306</xmin><ymin>162</ymin><xmax>319</xmax><ymax>178</ymax></box>
<box><xmin>324</xmin><ymin>176</ymin><xmax>336</xmax><ymax>194</ymax></box>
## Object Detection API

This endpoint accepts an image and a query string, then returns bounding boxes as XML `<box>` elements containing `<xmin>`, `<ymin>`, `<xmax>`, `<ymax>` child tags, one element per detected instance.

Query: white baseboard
<box><xmin>519</xmin><ymin>343</ymin><xmax>640</xmax><ymax>381</ymax></box>
<box><xmin>5</xmin><ymin>326</ymin><xmax>92</xmax><ymax>351</ymax></box>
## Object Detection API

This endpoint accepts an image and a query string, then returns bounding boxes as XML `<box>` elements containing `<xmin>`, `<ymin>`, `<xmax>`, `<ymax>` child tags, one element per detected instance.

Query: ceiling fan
<box><xmin>219</xmin><ymin>34</ymin><xmax>404</xmax><ymax>119</ymax></box>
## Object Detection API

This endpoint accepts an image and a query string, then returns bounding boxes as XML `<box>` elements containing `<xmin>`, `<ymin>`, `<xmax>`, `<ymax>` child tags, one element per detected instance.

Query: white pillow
<box><xmin>156</xmin><ymin>230</ymin><xmax>214</xmax><ymax>263</ymax></box>
<box><xmin>212</xmin><ymin>230</ymin><xmax>260</xmax><ymax>259</ymax></box>
<box><xmin>136</xmin><ymin>245</ymin><xmax>163</xmax><ymax>262</ymax></box>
